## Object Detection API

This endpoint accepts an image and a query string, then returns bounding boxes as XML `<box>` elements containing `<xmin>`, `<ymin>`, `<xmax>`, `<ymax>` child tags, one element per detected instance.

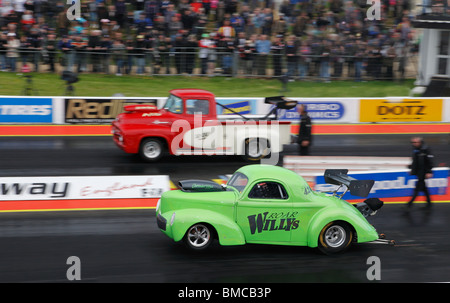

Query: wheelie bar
<box><xmin>367</xmin><ymin>234</ymin><xmax>395</xmax><ymax>245</ymax></box>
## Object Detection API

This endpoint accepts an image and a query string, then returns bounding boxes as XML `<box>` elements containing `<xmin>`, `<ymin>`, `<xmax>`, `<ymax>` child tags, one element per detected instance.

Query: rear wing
<box><xmin>263</xmin><ymin>96</ymin><xmax>298</xmax><ymax>120</ymax></box>
<box><xmin>264</xmin><ymin>96</ymin><xmax>298</xmax><ymax>109</ymax></box>
<box><xmin>324</xmin><ymin>169</ymin><xmax>374</xmax><ymax>198</ymax></box>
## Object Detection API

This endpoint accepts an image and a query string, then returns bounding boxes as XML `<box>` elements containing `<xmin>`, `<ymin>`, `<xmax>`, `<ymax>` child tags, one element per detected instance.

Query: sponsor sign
<box><xmin>247</xmin><ymin>211</ymin><xmax>300</xmax><ymax>234</ymax></box>
<box><xmin>0</xmin><ymin>175</ymin><xmax>170</xmax><ymax>201</ymax></box>
<box><xmin>359</xmin><ymin>98</ymin><xmax>443</xmax><ymax>122</ymax></box>
<box><xmin>216</xmin><ymin>98</ymin><xmax>257</xmax><ymax>115</ymax></box>
<box><xmin>276</xmin><ymin>102</ymin><xmax>345</xmax><ymax>121</ymax></box>
<box><xmin>314</xmin><ymin>168</ymin><xmax>449</xmax><ymax>200</ymax></box>
<box><xmin>0</xmin><ymin>97</ymin><xmax>53</xmax><ymax>123</ymax></box>
<box><xmin>65</xmin><ymin>98</ymin><xmax>158</xmax><ymax>123</ymax></box>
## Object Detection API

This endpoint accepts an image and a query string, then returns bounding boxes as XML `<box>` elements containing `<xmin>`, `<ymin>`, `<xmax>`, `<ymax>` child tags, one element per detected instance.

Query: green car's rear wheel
<box><xmin>184</xmin><ymin>223</ymin><xmax>214</xmax><ymax>251</ymax></box>
<box><xmin>318</xmin><ymin>221</ymin><xmax>353</xmax><ymax>254</ymax></box>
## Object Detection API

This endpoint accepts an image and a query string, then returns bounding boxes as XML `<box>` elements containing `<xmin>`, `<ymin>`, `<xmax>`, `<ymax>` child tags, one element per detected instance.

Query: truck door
<box><xmin>182</xmin><ymin>99</ymin><xmax>222</xmax><ymax>154</ymax></box>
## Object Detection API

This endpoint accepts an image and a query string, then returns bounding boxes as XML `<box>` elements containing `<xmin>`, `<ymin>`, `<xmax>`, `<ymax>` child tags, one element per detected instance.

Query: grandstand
<box><xmin>0</xmin><ymin>0</ymin><xmax>420</xmax><ymax>80</ymax></box>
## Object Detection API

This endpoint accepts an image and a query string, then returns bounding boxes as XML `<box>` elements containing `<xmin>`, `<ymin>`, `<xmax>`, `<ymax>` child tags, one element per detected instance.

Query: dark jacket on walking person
<box><xmin>297</xmin><ymin>104</ymin><xmax>312</xmax><ymax>156</ymax></box>
<box><xmin>407</xmin><ymin>137</ymin><xmax>434</xmax><ymax>208</ymax></box>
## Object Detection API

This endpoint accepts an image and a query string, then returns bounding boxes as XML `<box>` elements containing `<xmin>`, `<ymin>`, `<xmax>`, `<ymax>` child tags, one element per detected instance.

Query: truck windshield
<box><xmin>227</xmin><ymin>172</ymin><xmax>248</xmax><ymax>193</ymax></box>
<box><xmin>164</xmin><ymin>94</ymin><xmax>183</xmax><ymax>114</ymax></box>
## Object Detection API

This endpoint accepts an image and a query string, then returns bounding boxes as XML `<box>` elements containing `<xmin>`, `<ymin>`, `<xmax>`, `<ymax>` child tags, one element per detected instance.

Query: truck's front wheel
<box><xmin>243</xmin><ymin>138</ymin><xmax>270</xmax><ymax>161</ymax></box>
<box><xmin>139</xmin><ymin>138</ymin><xmax>165</xmax><ymax>162</ymax></box>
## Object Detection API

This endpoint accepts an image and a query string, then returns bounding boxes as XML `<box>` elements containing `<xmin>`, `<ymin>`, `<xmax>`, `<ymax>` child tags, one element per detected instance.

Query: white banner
<box><xmin>0</xmin><ymin>175</ymin><xmax>170</xmax><ymax>201</ymax></box>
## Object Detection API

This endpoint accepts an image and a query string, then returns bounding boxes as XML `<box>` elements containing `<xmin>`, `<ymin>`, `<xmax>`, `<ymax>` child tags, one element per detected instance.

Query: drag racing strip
<box><xmin>0</xmin><ymin>123</ymin><xmax>448</xmax><ymax>212</ymax></box>
<box><xmin>0</xmin><ymin>123</ymin><xmax>449</xmax><ymax>137</ymax></box>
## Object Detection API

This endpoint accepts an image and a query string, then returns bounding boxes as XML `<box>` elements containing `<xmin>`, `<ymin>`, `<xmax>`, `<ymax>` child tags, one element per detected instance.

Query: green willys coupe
<box><xmin>156</xmin><ymin>165</ymin><xmax>386</xmax><ymax>254</ymax></box>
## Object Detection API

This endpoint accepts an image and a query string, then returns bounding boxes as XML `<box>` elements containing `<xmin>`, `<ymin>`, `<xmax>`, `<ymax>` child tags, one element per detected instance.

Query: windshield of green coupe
<box><xmin>227</xmin><ymin>172</ymin><xmax>248</xmax><ymax>193</ymax></box>
<box><xmin>164</xmin><ymin>94</ymin><xmax>183</xmax><ymax>114</ymax></box>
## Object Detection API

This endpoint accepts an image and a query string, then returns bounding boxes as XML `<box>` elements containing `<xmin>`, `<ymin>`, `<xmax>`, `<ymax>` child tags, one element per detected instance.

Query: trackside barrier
<box><xmin>1</xmin><ymin>96</ymin><xmax>450</xmax><ymax>124</ymax></box>
<box><xmin>314</xmin><ymin>168</ymin><xmax>449</xmax><ymax>201</ymax></box>
<box><xmin>283</xmin><ymin>156</ymin><xmax>411</xmax><ymax>183</ymax></box>
<box><xmin>0</xmin><ymin>175</ymin><xmax>170</xmax><ymax>212</ymax></box>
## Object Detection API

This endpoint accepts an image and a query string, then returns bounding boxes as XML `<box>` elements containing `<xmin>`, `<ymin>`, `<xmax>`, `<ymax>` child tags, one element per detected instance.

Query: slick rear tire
<box><xmin>184</xmin><ymin>223</ymin><xmax>214</xmax><ymax>251</ymax></box>
<box><xmin>318</xmin><ymin>221</ymin><xmax>353</xmax><ymax>255</ymax></box>
<box><xmin>139</xmin><ymin>138</ymin><xmax>165</xmax><ymax>162</ymax></box>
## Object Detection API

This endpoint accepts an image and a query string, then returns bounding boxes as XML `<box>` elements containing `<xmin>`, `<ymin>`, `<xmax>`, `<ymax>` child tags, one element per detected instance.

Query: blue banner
<box><xmin>315</xmin><ymin>168</ymin><xmax>449</xmax><ymax>200</ymax></box>
<box><xmin>0</xmin><ymin>98</ymin><xmax>53</xmax><ymax>123</ymax></box>
<box><xmin>276</xmin><ymin>102</ymin><xmax>345</xmax><ymax>121</ymax></box>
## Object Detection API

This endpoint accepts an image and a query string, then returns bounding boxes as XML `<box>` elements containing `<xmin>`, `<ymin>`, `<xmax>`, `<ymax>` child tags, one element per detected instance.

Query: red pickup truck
<box><xmin>111</xmin><ymin>89</ymin><xmax>295</xmax><ymax>162</ymax></box>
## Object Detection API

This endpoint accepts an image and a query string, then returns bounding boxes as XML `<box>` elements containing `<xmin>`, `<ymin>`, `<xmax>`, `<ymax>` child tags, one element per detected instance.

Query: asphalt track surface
<box><xmin>0</xmin><ymin>133</ymin><xmax>449</xmax><ymax>283</ymax></box>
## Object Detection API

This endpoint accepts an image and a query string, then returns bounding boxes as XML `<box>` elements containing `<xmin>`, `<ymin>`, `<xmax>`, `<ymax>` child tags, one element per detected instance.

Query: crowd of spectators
<box><xmin>0</xmin><ymin>0</ymin><xmax>418</xmax><ymax>80</ymax></box>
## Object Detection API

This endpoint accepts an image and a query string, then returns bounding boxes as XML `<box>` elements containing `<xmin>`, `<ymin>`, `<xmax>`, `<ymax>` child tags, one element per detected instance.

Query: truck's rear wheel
<box><xmin>139</xmin><ymin>138</ymin><xmax>165</xmax><ymax>162</ymax></box>
<box><xmin>243</xmin><ymin>138</ymin><xmax>270</xmax><ymax>162</ymax></box>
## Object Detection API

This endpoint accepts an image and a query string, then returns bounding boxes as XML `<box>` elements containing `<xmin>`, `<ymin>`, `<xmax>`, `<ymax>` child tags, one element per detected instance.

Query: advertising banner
<box><xmin>359</xmin><ymin>98</ymin><xmax>443</xmax><ymax>122</ymax></box>
<box><xmin>2</xmin><ymin>96</ymin><xmax>449</xmax><ymax>125</ymax></box>
<box><xmin>256</xmin><ymin>98</ymin><xmax>359</xmax><ymax>123</ymax></box>
<box><xmin>0</xmin><ymin>97</ymin><xmax>53</xmax><ymax>123</ymax></box>
<box><xmin>275</xmin><ymin>102</ymin><xmax>346</xmax><ymax>121</ymax></box>
<box><xmin>0</xmin><ymin>175</ymin><xmax>170</xmax><ymax>201</ymax></box>
<box><xmin>64</xmin><ymin>98</ymin><xmax>159</xmax><ymax>123</ymax></box>
<box><xmin>314</xmin><ymin>168</ymin><xmax>449</xmax><ymax>200</ymax></box>
<box><xmin>216</xmin><ymin>98</ymin><xmax>258</xmax><ymax>115</ymax></box>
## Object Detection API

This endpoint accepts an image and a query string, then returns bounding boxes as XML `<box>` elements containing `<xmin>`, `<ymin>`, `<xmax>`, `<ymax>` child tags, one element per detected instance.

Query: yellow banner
<box><xmin>360</xmin><ymin>99</ymin><xmax>443</xmax><ymax>122</ymax></box>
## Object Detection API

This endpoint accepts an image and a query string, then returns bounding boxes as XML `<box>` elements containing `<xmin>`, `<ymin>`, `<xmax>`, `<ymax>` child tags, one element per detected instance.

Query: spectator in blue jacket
<box><xmin>255</xmin><ymin>34</ymin><xmax>271</xmax><ymax>76</ymax></box>
<box><xmin>135</xmin><ymin>12</ymin><xmax>153</xmax><ymax>34</ymax></box>
<box><xmin>58</xmin><ymin>35</ymin><xmax>73</xmax><ymax>70</ymax></box>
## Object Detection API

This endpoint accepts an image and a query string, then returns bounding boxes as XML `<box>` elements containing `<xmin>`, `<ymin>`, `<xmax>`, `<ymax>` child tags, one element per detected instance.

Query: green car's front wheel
<box><xmin>184</xmin><ymin>223</ymin><xmax>214</xmax><ymax>251</ymax></box>
<box><xmin>318</xmin><ymin>221</ymin><xmax>353</xmax><ymax>254</ymax></box>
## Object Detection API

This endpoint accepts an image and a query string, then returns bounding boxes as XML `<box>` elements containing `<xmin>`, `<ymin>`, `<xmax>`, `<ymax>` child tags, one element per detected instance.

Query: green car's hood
<box><xmin>160</xmin><ymin>188</ymin><xmax>238</xmax><ymax>214</ymax></box>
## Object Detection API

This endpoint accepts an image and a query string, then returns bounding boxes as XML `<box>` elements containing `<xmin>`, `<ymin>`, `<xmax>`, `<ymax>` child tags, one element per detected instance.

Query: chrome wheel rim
<box><xmin>187</xmin><ymin>224</ymin><xmax>211</xmax><ymax>248</ymax></box>
<box><xmin>248</xmin><ymin>140</ymin><xmax>268</xmax><ymax>158</ymax></box>
<box><xmin>143</xmin><ymin>141</ymin><xmax>161</xmax><ymax>159</ymax></box>
<box><xmin>248</xmin><ymin>140</ymin><xmax>261</xmax><ymax>158</ymax></box>
<box><xmin>324</xmin><ymin>225</ymin><xmax>346</xmax><ymax>248</ymax></box>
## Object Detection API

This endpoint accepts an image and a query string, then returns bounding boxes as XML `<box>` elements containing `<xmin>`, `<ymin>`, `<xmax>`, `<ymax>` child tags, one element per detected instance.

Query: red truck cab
<box><xmin>112</xmin><ymin>89</ymin><xmax>219</xmax><ymax>161</ymax></box>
